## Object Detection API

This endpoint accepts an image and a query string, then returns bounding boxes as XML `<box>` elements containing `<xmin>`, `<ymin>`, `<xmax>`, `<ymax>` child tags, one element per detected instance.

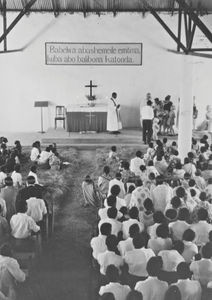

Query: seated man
<box><xmin>118</xmin><ymin>224</ymin><xmax>140</xmax><ymax>257</ymax></box>
<box><xmin>15</xmin><ymin>176</ymin><xmax>45</xmax><ymax>213</ymax></box>
<box><xmin>99</xmin><ymin>265</ymin><xmax>131</xmax><ymax>300</ymax></box>
<box><xmin>135</xmin><ymin>256</ymin><xmax>168</xmax><ymax>300</ymax></box>
<box><xmin>122</xmin><ymin>207</ymin><xmax>143</xmax><ymax>240</ymax></box>
<box><xmin>10</xmin><ymin>202</ymin><xmax>40</xmax><ymax>239</ymax></box>
<box><xmin>108</xmin><ymin>174</ymin><xmax>125</xmax><ymax>199</ymax></box>
<box><xmin>26</xmin><ymin>197</ymin><xmax>47</xmax><ymax>223</ymax></box>
<box><xmin>175</xmin><ymin>262</ymin><xmax>201</xmax><ymax>300</ymax></box>
<box><xmin>98</xmin><ymin>208</ymin><xmax>122</xmax><ymax>238</ymax></box>
<box><xmin>124</xmin><ymin>234</ymin><xmax>155</xmax><ymax>287</ymax></box>
<box><xmin>90</xmin><ymin>223</ymin><xmax>112</xmax><ymax>260</ymax></box>
<box><xmin>147</xmin><ymin>224</ymin><xmax>172</xmax><ymax>255</ymax></box>
<box><xmin>0</xmin><ymin>244</ymin><xmax>26</xmax><ymax>299</ymax></box>
<box><xmin>97</xmin><ymin>235</ymin><xmax>124</xmax><ymax>276</ymax></box>
<box><xmin>190</xmin><ymin>242</ymin><xmax>212</xmax><ymax>286</ymax></box>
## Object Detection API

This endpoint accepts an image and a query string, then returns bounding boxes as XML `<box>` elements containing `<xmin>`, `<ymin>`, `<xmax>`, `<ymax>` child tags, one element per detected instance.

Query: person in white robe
<box><xmin>107</xmin><ymin>92</ymin><xmax>122</xmax><ymax>133</ymax></box>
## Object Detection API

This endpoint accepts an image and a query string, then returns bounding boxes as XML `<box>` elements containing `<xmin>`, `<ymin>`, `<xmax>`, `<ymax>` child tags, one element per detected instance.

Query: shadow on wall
<box><xmin>121</xmin><ymin>105</ymin><xmax>140</xmax><ymax>128</ymax></box>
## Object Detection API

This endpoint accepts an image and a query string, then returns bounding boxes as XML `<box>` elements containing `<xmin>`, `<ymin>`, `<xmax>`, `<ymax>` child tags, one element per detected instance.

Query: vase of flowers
<box><xmin>86</xmin><ymin>95</ymin><xmax>96</xmax><ymax>107</ymax></box>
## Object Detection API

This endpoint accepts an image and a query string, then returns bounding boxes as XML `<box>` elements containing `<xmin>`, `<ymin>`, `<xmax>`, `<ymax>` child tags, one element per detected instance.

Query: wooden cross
<box><xmin>85</xmin><ymin>112</ymin><xmax>96</xmax><ymax>126</ymax></box>
<box><xmin>85</xmin><ymin>80</ymin><xmax>97</xmax><ymax>98</ymax></box>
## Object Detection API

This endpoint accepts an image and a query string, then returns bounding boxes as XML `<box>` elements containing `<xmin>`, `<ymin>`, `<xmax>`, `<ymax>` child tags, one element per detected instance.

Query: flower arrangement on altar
<box><xmin>86</xmin><ymin>94</ymin><xmax>96</xmax><ymax>106</ymax></box>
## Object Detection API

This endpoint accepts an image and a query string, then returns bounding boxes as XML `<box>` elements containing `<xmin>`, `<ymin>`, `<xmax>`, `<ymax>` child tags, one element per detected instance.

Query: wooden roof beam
<box><xmin>0</xmin><ymin>0</ymin><xmax>37</xmax><ymax>45</ymax></box>
<box><xmin>52</xmin><ymin>0</ymin><xmax>59</xmax><ymax>17</ymax></box>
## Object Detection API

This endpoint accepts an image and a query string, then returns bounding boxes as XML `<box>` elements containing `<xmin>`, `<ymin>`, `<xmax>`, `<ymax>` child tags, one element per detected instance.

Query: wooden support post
<box><xmin>177</xmin><ymin>4</ymin><xmax>182</xmax><ymax>52</ymax></box>
<box><xmin>3</xmin><ymin>0</ymin><xmax>6</xmax><ymax>51</ymax></box>
<box><xmin>178</xmin><ymin>56</ymin><xmax>193</xmax><ymax>162</ymax></box>
<box><xmin>0</xmin><ymin>0</ymin><xmax>37</xmax><ymax>45</ymax></box>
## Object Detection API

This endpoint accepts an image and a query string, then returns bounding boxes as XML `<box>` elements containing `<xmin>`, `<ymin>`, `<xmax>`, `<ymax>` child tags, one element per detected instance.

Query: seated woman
<box><xmin>49</xmin><ymin>149</ymin><xmax>61</xmax><ymax>171</ymax></box>
<box><xmin>30</xmin><ymin>142</ymin><xmax>40</xmax><ymax>163</ymax></box>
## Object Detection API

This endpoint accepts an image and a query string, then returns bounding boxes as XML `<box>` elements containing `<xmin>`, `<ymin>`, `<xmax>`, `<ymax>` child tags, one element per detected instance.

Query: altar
<box><xmin>66</xmin><ymin>103</ymin><xmax>108</xmax><ymax>132</ymax></box>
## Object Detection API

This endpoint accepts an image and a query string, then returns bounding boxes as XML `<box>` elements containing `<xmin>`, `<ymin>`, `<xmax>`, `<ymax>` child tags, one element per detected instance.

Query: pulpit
<box><xmin>66</xmin><ymin>103</ymin><xmax>107</xmax><ymax>133</ymax></box>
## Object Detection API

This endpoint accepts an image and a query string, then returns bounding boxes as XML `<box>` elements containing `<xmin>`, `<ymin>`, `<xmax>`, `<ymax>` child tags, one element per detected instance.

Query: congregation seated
<box><xmin>49</xmin><ymin>148</ymin><xmax>61</xmax><ymax>171</ymax></box>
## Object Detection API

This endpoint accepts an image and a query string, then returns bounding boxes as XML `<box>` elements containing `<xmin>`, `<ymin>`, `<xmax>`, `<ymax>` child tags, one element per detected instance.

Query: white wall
<box><xmin>0</xmin><ymin>12</ymin><xmax>211</xmax><ymax>132</ymax></box>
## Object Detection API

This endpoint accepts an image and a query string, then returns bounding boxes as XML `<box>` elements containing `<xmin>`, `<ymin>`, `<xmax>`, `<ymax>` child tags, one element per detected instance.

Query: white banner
<box><xmin>45</xmin><ymin>43</ymin><xmax>142</xmax><ymax>66</ymax></box>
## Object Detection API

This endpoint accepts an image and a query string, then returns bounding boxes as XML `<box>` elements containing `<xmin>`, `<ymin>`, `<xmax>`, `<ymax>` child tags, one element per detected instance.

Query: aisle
<box><xmin>18</xmin><ymin>150</ymin><xmax>98</xmax><ymax>300</ymax></box>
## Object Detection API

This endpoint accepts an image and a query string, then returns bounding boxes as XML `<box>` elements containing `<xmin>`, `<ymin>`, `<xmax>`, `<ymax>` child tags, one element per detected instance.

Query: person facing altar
<box><xmin>107</xmin><ymin>92</ymin><xmax>122</xmax><ymax>134</ymax></box>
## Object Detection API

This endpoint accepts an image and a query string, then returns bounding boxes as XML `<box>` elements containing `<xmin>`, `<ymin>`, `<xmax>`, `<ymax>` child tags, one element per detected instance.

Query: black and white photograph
<box><xmin>0</xmin><ymin>0</ymin><xmax>212</xmax><ymax>299</ymax></box>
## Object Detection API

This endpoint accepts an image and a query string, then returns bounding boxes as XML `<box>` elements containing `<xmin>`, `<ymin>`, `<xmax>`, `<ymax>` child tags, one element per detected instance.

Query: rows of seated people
<box><xmin>91</xmin><ymin>136</ymin><xmax>212</xmax><ymax>300</ymax></box>
<box><xmin>0</xmin><ymin>138</ymin><xmax>53</xmax><ymax>300</ymax></box>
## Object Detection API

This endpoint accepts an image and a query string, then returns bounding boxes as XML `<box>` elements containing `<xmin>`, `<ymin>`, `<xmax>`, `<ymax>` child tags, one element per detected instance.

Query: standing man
<box><xmin>107</xmin><ymin>92</ymin><xmax>122</xmax><ymax>134</ymax></box>
<box><xmin>140</xmin><ymin>100</ymin><xmax>154</xmax><ymax>144</ymax></box>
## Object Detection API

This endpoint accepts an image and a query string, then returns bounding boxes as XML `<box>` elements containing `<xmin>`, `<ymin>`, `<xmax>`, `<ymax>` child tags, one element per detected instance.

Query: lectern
<box><xmin>34</xmin><ymin>101</ymin><xmax>49</xmax><ymax>133</ymax></box>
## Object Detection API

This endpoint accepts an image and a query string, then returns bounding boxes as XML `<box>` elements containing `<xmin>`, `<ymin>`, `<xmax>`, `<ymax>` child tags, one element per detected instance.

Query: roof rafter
<box><xmin>52</xmin><ymin>0</ymin><xmax>60</xmax><ymax>17</ymax></box>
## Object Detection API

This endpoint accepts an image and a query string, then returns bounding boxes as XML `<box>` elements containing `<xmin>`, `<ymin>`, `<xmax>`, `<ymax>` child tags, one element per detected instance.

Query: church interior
<box><xmin>0</xmin><ymin>0</ymin><xmax>212</xmax><ymax>299</ymax></box>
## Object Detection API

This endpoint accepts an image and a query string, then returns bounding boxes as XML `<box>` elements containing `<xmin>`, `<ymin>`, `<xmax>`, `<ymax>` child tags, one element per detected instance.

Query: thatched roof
<box><xmin>2</xmin><ymin>0</ymin><xmax>212</xmax><ymax>14</ymax></box>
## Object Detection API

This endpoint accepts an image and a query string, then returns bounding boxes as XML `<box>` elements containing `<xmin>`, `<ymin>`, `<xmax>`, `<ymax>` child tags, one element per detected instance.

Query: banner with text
<box><xmin>45</xmin><ymin>43</ymin><xmax>142</xmax><ymax>66</ymax></box>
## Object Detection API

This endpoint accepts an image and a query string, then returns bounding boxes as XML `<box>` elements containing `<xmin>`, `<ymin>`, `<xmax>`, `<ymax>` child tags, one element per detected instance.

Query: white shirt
<box><xmin>26</xmin><ymin>197</ymin><xmax>47</xmax><ymax>222</ymax></box>
<box><xmin>98</xmin><ymin>218</ymin><xmax>122</xmax><ymax>237</ymax></box>
<box><xmin>135</xmin><ymin>277</ymin><xmax>168</xmax><ymax>300</ymax></box>
<box><xmin>147</xmin><ymin>237</ymin><xmax>172</xmax><ymax>255</ymax></box>
<box><xmin>0</xmin><ymin>172</ymin><xmax>6</xmax><ymax>187</ymax></box>
<box><xmin>38</xmin><ymin>151</ymin><xmax>52</xmax><ymax>164</ymax></box>
<box><xmin>28</xmin><ymin>171</ymin><xmax>39</xmax><ymax>184</ymax></box>
<box><xmin>90</xmin><ymin>235</ymin><xmax>107</xmax><ymax>260</ymax></box>
<box><xmin>30</xmin><ymin>147</ymin><xmax>39</xmax><ymax>162</ymax></box>
<box><xmin>147</xmin><ymin>223</ymin><xmax>160</xmax><ymax>239</ymax></box>
<box><xmin>0</xmin><ymin>198</ymin><xmax>7</xmax><ymax>218</ymax></box>
<box><xmin>122</xmin><ymin>219</ymin><xmax>144</xmax><ymax>240</ymax></box>
<box><xmin>99</xmin><ymin>282</ymin><xmax>131</xmax><ymax>300</ymax></box>
<box><xmin>191</xmin><ymin>221</ymin><xmax>212</xmax><ymax>246</ymax></box>
<box><xmin>97</xmin><ymin>250</ymin><xmax>124</xmax><ymax>275</ymax></box>
<box><xmin>169</xmin><ymin>220</ymin><xmax>190</xmax><ymax>241</ymax></box>
<box><xmin>130</xmin><ymin>157</ymin><xmax>145</xmax><ymax>176</ymax></box>
<box><xmin>108</xmin><ymin>179</ymin><xmax>125</xmax><ymax>199</ymax></box>
<box><xmin>10</xmin><ymin>213</ymin><xmax>40</xmax><ymax>239</ymax></box>
<box><xmin>151</xmin><ymin>184</ymin><xmax>173</xmax><ymax>212</ymax></box>
<box><xmin>175</xmin><ymin>279</ymin><xmax>202</xmax><ymax>300</ymax></box>
<box><xmin>104</xmin><ymin>197</ymin><xmax>126</xmax><ymax>211</ymax></box>
<box><xmin>0</xmin><ymin>255</ymin><xmax>26</xmax><ymax>282</ymax></box>
<box><xmin>190</xmin><ymin>259</ymin><xmax>212</xmax><ymax>286</ymax></box>
<box><xmin>140</xmin><ymin>105</ymin><xmax>154</xmax><ymax>120</ymax></box>
<box><xmin>118</xmin><ymin>237</ymin><xmax>134</xmax><ymax>257</ymax></box>
<box><xmin>124</xmin><ymin>248</ymin><xmax>155</xmax><ymax>277</ymax></box>
<box><xmin>98</xmin><ymin>207</ymin><xmax>122</xmax><ymax>220</ymax></box>
<box><xmin>182</xmin><ymin>241</ymin><xmax>198</xmax><ymax>263</ymax></box>
<box><xmin>158</xmin><ymin>250</ymin><xmax>185</xmax><ymax>272</ymax></box>
<box><xmin>11</xmin><ymin>171</ymin><xmax>22</xmax><ymax>188</ymax></box>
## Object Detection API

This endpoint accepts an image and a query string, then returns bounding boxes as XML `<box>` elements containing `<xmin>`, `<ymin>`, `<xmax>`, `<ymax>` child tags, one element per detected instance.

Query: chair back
<box><xmin>55</xmin><ymin>106</ymin><xmax>65</xmax><ymax>118</ymax></box>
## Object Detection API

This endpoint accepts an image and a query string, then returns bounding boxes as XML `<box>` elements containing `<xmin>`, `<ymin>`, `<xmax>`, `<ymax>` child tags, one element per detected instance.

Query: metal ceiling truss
<box><xmin>144</xmin><ymin>0</ymin><xmax>212</xmax><ymax>54</ymax></box>
<box><xmin>0</xmin><ymin>0</ymin><xmax>37</xmax><ymax>51</ymax></box>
